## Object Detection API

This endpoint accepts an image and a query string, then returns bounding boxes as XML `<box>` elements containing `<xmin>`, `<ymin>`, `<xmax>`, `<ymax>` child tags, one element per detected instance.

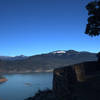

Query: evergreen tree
<box><xmin>85</xmin><ymin>0</ymin><xmax>100</xmax><ymax>62</ymax></box>
<box><xmin>85</xmin><ymin>0</ymin><xmax>100</xmax><ymax>36</ymax></box>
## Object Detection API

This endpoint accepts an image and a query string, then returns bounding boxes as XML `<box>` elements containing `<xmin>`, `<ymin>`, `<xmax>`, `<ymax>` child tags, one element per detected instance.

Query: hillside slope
<box><xmin>0</xmin><ymin>50</ymin><xmax>97</xmax><ymax>73</ymax></box>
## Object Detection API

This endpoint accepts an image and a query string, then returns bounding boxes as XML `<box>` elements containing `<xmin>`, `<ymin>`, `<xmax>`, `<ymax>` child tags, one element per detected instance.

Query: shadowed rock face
<box><xmin>53</xmin><ymin>66</ymin><xmax>77</xmax><ymax>100</ymax></box>
<box><xmin>53</xmin><ymin>61</ymin><xmax>100</xmax><ymax>100</ymax></box>
<box><xmin>97</xmin><ymin>52</ymin><xmax>100</xmax><ymax>62</ymax></box>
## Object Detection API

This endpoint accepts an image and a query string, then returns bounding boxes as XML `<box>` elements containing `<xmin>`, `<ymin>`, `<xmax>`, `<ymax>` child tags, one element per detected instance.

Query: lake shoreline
<box><xmin>0</xmin><ymin>69</ymin><xmax>53</xmax><ymax>74</ymax></box>
<box><xmin>0</xmin><ymin>73</ymin><xmax>53</xmax><ymax>100</ymax></box>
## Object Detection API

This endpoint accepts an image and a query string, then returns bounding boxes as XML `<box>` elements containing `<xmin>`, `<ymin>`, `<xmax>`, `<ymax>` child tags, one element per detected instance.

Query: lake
<box><xmin>0</xmin><ymin>73</ymin><xmax>53</xmax><ymax>100</ymax></box>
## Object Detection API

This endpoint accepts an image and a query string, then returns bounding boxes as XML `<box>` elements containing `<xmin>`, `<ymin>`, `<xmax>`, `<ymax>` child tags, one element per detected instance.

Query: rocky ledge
<box><xmin>0</xmin><ymin>77</ymin><xmax>8</xmax><ymax>83</ymax></box>
<box><xmin>25</xmin><ymin>89</ymin><xmax>56</xmax><ymax>100</ymax></box>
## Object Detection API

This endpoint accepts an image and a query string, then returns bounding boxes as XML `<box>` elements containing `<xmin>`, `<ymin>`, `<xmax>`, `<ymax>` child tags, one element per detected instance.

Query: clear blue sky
<box><xmin>0</xmin><ymin>0</ymin><xmax>100</xmax><ymax>56</ymax></box>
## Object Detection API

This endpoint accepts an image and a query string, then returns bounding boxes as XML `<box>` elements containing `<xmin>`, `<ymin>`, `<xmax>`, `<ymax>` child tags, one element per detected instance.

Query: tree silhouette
<box><xmin>85</xmin><ymin>0</ymin><xmax>100</xmax><ymax>62</ymax></box>
<box><xmin>85</xmin><ymin>0</ymin><xmax>100</xmax><ymax>36</ymax></box>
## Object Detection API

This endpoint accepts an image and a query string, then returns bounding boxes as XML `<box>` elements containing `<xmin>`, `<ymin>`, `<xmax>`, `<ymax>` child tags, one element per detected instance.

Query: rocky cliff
<box><xmin>53</xmin><ymin>61</ymin><xmax>100</xmax><ymax>100</ymax></box>
<box><xmin>53</xmin><ymin>66</ymin><xmax>77</xmax><ymax>100</ymax></box>
<box><xmin>26</xmin><ymin>61</ymin><xmax>100</xmax><ymax>100</ymax></box>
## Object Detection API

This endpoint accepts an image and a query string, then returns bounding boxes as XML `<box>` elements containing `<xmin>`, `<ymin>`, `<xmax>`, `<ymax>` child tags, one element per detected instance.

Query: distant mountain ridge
<box><xmin>0</xmin><ymin>50</ymin><xmax>97</xmax><ymax>73</ymax></box>
<box><xmin>0</xmin><ymin>55</ymin><xmax>28</xmax><ymax>60</ymax></box>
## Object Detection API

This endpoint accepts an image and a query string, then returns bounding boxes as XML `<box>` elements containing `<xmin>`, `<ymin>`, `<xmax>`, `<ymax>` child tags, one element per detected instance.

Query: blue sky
<box><xmin>0</xmin><ymin>0</ymin><xmax>100</xmax><ymax>56</ymax></box>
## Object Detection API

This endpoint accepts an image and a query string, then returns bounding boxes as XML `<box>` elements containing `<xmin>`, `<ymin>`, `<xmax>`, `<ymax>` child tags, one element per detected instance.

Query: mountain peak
<box><xmin>50</xmin><ymin>50</ymin><xmax>79</xmax><ymax>54</ymax></box>
<box><xmin>67</xmin><ymin>50</ymin><xmax>77</xmax><ymax>52</ymax></box>
<box><xmin>51</xmin><ymin>50</ymin><xmax>66</xmax><ymax>54</ymax></box>
<box><xmin>66</xmin><ymin>50</ymin><xmax>79</xmax><ymax>53</ymax></box>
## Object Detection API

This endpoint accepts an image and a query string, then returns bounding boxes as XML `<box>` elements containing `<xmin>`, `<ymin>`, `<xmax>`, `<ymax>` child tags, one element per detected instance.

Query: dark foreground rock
<box><xmin>53</xmin><ymin>61</ymin><xmax>100</xmax><ymax>100</ymax></box>
<box><xmin>25</xmin><ymin>89</ymin><xmax>56</xmax><ymax>100</ymax></box>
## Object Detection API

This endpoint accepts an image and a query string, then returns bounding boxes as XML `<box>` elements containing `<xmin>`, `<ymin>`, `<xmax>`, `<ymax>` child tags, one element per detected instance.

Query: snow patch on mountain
<box><xmin>52</xmin><ymin>50</ymin><xmax>66</xmax><ymax>54</ymax></box>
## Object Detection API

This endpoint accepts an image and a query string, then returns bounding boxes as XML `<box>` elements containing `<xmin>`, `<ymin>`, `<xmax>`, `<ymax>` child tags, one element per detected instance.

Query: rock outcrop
<box><xmin>0</xmin><ymin>77</ymin><xmax>8</xmax><ymax>83</ymax></box>
<box><xmin>53</xmin><ymin>66</ymin><xmax>77</xmax><ymax>100</ymax></box>
<box><xmin>26</xmin><ymin>61</ymin><xmax>100</xmax><ymax>100</ymax></box>
<box><xmin>53</xmin><ymin>61</ymin><xmax>100</xmax><ymax>100</ymax></box>
<box><xmin>25</xmin><ymin>89</ymin><xmax>56</xmax><ymax>100</ymax></box>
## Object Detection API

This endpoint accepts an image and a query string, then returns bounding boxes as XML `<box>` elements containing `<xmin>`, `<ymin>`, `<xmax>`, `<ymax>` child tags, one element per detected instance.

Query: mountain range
<box><xmin>0</xmin><ymin>50</ymin><xmax>97</xmax><ymax>73</ymax></box>
<box><xmin>0</xmin><ymin>55</ymin><xmax>28</xmax><ymax>60</ymax></box>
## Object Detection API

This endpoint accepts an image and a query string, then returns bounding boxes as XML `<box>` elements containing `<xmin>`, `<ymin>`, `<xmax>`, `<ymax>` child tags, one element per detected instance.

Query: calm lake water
<box><xmin>0</xmin><ymin>73</ymin><xmax>53</xmax><ymax>100</ymax></box>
